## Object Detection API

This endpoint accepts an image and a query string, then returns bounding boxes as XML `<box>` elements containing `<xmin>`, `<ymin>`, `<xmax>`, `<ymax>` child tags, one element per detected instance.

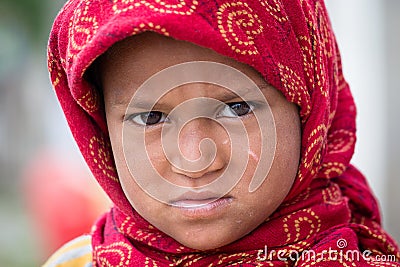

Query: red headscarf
<box><xmin>48</xmin><ymin>0</ymin><xmax>399</xmax><ymax>266</ymax></box>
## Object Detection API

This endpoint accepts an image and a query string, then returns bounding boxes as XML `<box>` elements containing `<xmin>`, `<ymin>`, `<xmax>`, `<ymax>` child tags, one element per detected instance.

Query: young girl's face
<box><xmin>100</xmin><ymin>32</ymin><xmax>301</xmax><ymax>250</ymax></box>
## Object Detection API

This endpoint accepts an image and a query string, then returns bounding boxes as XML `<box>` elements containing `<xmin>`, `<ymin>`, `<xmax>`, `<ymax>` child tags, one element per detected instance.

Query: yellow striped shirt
<box><xmin>42</xmin><ymin>235</ymin><xmax>92</xmax><ymax>267</ymax></box>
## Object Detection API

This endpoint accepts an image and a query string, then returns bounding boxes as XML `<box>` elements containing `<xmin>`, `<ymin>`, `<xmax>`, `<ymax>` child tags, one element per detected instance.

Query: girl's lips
<box><xmin>170</xmin><ymin>197</ymin><xmax>233</xmax><ymax>218</ymax></box>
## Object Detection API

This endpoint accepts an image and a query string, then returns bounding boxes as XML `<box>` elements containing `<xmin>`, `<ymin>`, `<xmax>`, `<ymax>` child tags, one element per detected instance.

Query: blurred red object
<box><xmin>22</xmin><ymin>149</ymin><xmax>110</xmax><ymax>257</ymax></box>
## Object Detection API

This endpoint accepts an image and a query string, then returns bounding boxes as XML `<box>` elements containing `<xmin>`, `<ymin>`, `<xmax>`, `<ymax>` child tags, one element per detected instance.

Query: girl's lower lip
<box><xmin>171</xmin><ymin>197</ymin><xmax>233</xmax><ymax>218</ymax></box>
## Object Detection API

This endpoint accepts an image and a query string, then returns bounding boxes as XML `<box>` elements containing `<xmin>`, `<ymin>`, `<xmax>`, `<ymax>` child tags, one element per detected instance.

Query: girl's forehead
<box><xmin>100</xmin><ymin>32</ymin><xmax>276</xmax><ymax>106</ymax></box>
<box><xmin>100</xmin><ymin>32</ymin><xmax>259</xmax><ymax>80</ymax></box>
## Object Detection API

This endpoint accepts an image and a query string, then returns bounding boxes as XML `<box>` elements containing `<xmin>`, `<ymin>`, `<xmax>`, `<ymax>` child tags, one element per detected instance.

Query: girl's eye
<box><xmin>129</xmin><ymin>111</ymin><xmax>167</xmax><ymax>126</ymax></box>
<box><xmin>219</xmin><ymin>101</ymin><xmax>254</xmax><ymax>118</ymax></box>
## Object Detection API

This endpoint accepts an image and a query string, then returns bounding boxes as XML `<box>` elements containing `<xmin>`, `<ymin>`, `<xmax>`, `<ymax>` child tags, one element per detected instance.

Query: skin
<box><xmin>99</xmin><ymin>32</ymin><xmax>301</xmax><ymax>250</ymax></box>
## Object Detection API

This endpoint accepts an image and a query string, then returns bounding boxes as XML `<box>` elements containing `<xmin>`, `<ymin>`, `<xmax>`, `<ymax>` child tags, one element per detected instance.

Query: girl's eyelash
<box><xmin>125</xmin><ymin>111</ymin><xmax>168</xmax><ymax>126</ymax></box>
<box><xmin>217</xmin><ymin>101</ymin><xmax>256</xmax><ymax>118</ymax></box>
<box><xmin>125</xmin><ymin>101</ymin><xmax>256</xmax><ymax>126</ymax></box>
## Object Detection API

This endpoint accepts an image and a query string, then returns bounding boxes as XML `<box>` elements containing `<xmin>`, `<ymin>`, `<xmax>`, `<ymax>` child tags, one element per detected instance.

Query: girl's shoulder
<box><xmin>42</xmin><ymin>235</ymin><xmax>93</xmax><ymax>267</ymax></box>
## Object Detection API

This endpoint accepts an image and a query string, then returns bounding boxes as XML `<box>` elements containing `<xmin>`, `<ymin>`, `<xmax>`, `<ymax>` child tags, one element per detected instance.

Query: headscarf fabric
<box><xmin>48</xmin><ymin>0</ymin><xmax>400</xmax><ymax>266</ymax></box>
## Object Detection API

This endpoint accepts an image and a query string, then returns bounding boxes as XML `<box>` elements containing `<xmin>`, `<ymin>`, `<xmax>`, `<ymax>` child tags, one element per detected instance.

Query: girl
<box><xmin>45</xmin><ymin>0</ymin><xmax>399</xmax><ymax>266</ymax></box>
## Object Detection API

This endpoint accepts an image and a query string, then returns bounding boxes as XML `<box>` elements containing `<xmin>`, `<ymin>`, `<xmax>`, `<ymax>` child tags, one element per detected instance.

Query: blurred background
<box><xmin>0</xmin><ymin>1</ymin><xmax>111</xmax><ymax>266</ymax></box>
<box><xmin>0</xmin><ymin>0</ymin><xmax>399</xmax><ymax>266</ymax></box>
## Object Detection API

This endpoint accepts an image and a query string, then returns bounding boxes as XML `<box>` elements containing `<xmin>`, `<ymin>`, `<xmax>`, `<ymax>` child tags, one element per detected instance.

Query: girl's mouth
<box><xmin>169</xmin><ymin>192</ymin><xmax>233</xmax><ymax>218</ymax></box>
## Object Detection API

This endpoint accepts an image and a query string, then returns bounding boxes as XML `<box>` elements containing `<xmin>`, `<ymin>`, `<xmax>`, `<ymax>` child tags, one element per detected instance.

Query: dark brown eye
<box><xmin>143</xmin><ymin>111</ymin><xmax>164</xmax><ymax>125</ymax></box>
<box><xmin>130</xmin><ymin>111</ymin><xmax>167</xmax><ymax>126</ymax></box>
<box><xmin>227</xmin><ymin>102</ymin><xmax>252</xmax><ymax>116</ymax></box>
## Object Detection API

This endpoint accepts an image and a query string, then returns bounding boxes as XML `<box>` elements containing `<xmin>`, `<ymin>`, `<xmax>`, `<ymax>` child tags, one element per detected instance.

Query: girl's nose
<box><xmin>168</xmin><ymin>118</ymin><xmax>227</xmax><ymax>179</ymax></box>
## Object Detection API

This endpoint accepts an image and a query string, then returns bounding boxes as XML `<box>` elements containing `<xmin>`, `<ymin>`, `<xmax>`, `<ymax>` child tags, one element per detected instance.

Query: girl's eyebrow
<box><xmin>119</xmin><ymin>84</ymin><xmax>268</xmax><ymax>110</ymax></box>
<box><xmin>108</xmin><ymin>87</ymin><xmax>132</xmax><ymax>107</ymax></box>
<box><xmin>215</xmin><ymin>90</ymin><xmax>241</xmax><ymax>102</ymax></box>
<box><xmin>126</xmin><ymin>90</ymin><xmax>243</xmax><ymax>111</ymax></box>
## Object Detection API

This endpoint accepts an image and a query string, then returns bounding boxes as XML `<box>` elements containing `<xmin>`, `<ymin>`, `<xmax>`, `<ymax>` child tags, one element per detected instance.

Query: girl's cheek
<box><xmin>247</xmin><ymin>124</ymin><xmax>262</xmax><ymax>160</ymax></box>
<box><xmin>248</xmin><ymin>149</ymin><xmax>259</xmax><ymax>163</ymax></box>
<box><xmin>145</xmin><ymin>137</ymin><xmax>171</xmax><ymax>176</ymax></box>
